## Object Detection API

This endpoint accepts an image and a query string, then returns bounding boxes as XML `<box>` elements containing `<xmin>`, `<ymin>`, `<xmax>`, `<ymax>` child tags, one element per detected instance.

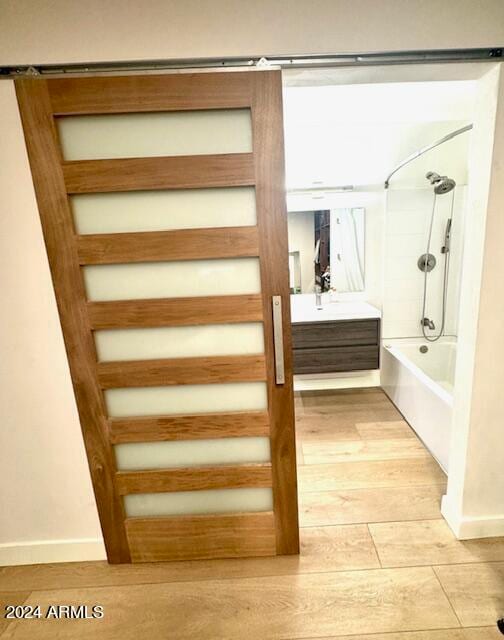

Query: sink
<box><xmin>290</xmin><ymin>294</ymin><xmax>381</xmax><ymax>323</ymax></box>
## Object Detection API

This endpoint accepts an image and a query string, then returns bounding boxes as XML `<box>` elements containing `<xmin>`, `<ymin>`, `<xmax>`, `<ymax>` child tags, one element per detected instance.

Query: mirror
<box><xmin>287</xmin><ymin>207</ymin><xmax>365</xmax><ymax>294</ymax></box>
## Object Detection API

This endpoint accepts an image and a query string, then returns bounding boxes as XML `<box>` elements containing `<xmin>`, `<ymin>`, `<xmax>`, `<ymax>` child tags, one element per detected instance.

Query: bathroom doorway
<box><xmin>281</xmin><ymin>62</ymin><xmax>500</xmax><ymax>534</ymax></box>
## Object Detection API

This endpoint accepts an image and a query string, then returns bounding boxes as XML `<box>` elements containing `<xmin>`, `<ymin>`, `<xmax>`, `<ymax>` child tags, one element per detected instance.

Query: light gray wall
<box><xmin>1</xmin><ymin>0</ymin><xmax>504</xmax><ymax>66</ymax></box>
<box><xmin>0</xmin><ymin>81</ymin><xmax>105</xmax><ymax>565</ymax></box>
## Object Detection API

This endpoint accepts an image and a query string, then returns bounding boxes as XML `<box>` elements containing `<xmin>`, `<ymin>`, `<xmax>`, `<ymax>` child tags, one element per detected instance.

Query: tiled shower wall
<box><xmin>382</xmin><ymin>186</ymin><xmax>467</xmax><ymax>339</ymax></box>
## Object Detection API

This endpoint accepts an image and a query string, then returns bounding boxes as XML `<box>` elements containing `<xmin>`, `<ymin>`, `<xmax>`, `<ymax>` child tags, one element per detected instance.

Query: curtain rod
<box><xmin>1</xmin><ymin>47</ymin><xmax>502</xmax><ymax>78</ymax></box>
<box><xmin>384</xmin><ymin>124</ymin><xmax>474</xmax><ymax>189</ymax></box>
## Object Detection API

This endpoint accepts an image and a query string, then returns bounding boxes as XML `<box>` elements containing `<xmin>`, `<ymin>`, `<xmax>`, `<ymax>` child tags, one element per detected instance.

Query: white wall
<box><xmin>283</xmin><ymin>83</ymin><xmax>475</xmax><ymax>189</ymax></box>
<box><xmin>1</xmin><ymin>0</ymin><xmax>503</xmax><ymax>65</ymax></box>
<box><xmin>0</xmin><ymin>82</ymin><xmax>106</xmax><ymax>565</ymax></box>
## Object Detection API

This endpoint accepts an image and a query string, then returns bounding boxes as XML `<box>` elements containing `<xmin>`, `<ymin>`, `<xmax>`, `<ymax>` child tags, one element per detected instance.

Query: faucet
<box><xmin>422</xmin><ymin>317</ymin><xmax>435</xmax><ymax>330</ymax></box>
<box><xmin>315</xmin><ymin>287</ymin><xmax>322</xmax><ymax>309</ymax></box>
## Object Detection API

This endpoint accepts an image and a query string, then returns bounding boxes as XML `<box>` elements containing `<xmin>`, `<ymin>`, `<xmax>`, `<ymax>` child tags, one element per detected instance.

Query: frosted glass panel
<box><xmin>71</xmin><ymin>188</ymin><xmax>257</xmax><ymax>235</ymax></box>
<box><xmin>115</xmin><ymin>437</ymin><xmax>270</xmax><ymax>471</ymax></box>
<box><xmin>95</xmin><ymin>323</ymin><xmax>264</xmax><ymax>362</ymax></box>
<box><xmin>124</xmin><ymin>488</ymin><xmax>273</xmax><ymax>517</ymax></box>
<box><xmin>83</xmin><ymin>258</ymin><xmax>261</xmax><ymax>301</ymax></box>
<box><xmin>105</xmin><ymin>381</ymin><xmax>267</xmax><ymax>417</ymax></box>
<box><xmin>58</xmin><ymin>110</ymin><xmax>252</xmax><ymax>160</ymax></box>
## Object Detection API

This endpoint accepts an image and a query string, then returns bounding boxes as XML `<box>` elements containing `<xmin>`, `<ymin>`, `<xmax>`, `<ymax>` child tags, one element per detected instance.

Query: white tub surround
<box><xmin>383</xmin><ymin>187</ymin><xmax>468</xmax><ymax>340</ymax></box>
<box><xmin>291</xmin><ymin>294</ymin><xmax>381</xmax><ymax>324</ymax></box>
<box><xmin>381</xmin><ymin>338</ymin><xmax>455</xmax><ymax>472</ymax></box>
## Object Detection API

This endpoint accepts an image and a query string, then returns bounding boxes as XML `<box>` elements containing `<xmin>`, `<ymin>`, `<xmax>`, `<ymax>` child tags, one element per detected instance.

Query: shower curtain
<box><xmin>330</xmin><ymin>208</ymin><xmax>365</xmax><ymax>292</ymax></box>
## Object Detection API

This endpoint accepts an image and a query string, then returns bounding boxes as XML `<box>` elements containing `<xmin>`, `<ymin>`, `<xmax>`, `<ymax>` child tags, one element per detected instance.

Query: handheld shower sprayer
<box><xmin>442</xmin><ymin>218</ymin><xmax>452</xmax><ymax>254</ymax></box>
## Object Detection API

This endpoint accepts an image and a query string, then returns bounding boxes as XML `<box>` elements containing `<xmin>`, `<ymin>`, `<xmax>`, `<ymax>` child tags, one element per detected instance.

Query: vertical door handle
<box><xmin>272</xmin><ymin>295</ymin><xmax>285</xmax><ymax>385</ymax></box>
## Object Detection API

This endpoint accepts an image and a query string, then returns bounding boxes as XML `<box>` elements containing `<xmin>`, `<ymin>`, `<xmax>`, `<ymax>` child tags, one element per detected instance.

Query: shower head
<box><xmin>426</xmin><ymin>171</ymin><xmax>456</xmax><ymax>195</ymax></box>
<box><xmin>435</xmin><ymin>177</ymin><xmax>456</xmax><ymax>195</ymax></box>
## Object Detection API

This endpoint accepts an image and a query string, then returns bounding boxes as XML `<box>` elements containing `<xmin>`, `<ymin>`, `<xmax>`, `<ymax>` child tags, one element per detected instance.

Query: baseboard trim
<box><xmin>0</xmin><ymin>538</ymin><xmax>107</xmax><ymax>567</ymax></box>
<box><xmin>294</xmin><ymin>370</ymin><xmax>380</xmax><ymax>391</ymax></box>
<box><xmin>442</xmin><ymin>495</ymin><xmax>504</xmax><ymax>539</ymax></box>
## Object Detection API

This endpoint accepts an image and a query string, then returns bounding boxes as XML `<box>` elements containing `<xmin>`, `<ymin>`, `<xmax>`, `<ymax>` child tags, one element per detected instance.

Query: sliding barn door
<box><xmin>16</xmin><ymin>71</ymin><xmax>299</xmax><ymax>563</ymax></box>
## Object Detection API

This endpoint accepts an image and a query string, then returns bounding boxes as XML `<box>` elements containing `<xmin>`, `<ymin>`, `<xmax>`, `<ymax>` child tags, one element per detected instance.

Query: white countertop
<box><xmin>290</xmin><ymin>294</ymin><xmax>381</xmax><ymax>323</ymax></box>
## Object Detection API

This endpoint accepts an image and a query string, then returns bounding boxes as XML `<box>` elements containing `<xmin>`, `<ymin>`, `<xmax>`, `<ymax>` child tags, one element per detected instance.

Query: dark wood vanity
<box><xmin>292</xmin><ymin>316</ymin><xmax>381</xmax><ymax>375</ymax></box>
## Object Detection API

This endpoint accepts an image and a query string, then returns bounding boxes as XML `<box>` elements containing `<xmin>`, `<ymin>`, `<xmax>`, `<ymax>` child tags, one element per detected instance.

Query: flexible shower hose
<box><xmin>421</xmin><ymin>189</ymin><xmax>455</xmax><ymax>342</ymax></box>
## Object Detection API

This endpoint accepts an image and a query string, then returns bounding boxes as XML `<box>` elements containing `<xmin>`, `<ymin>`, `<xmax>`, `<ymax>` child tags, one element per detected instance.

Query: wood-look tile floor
<box><xmin>1</xmin><ymin>387</ymin><xmax>503</xmax><ymax>639</ymax></box>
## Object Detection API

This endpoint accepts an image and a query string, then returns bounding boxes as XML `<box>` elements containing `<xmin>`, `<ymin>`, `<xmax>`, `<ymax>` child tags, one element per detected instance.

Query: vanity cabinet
<box><xmin>292</xmin><ymin>319</ymin><xmax>380</xmax><ymax>374</ymax></box>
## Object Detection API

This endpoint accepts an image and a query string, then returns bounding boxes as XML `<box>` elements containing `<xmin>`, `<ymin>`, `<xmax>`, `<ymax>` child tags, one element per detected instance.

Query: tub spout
<box><xmin>422</xmin><ymin>317</ymin><xmax>435</xmax><ymax>330</ymax></box>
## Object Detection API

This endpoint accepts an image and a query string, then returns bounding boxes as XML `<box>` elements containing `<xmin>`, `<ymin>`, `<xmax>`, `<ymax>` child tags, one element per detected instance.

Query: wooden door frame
<box><xmin>16</xmin><ymin>70</ymin><xmax>299</xmax><ymax>563</ymax></box>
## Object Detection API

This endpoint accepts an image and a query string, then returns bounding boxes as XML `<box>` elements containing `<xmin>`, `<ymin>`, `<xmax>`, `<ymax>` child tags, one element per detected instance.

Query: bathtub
<box><xmin>381</xmin><ymin>338</ymin><xmax>455</xmax><ymax>473</ymax></box>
